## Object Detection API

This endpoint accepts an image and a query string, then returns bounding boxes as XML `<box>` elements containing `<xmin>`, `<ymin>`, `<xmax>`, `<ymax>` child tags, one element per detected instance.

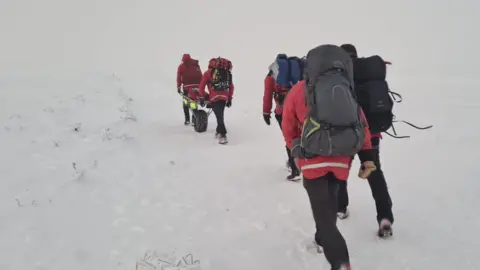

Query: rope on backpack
<box><xmin>394</xmin><ymin>120</ymin><xmax>433</xmax><ymax>130</ymax></box>
<box><xmin>385</xmin><ymin>118</ymin><xmax>433</xmax><ymax>139</ymax></box>
<box><xmin>383</xmin><ymin>88</ymin><xmax>433</xmax><ymax>138</ymax></box>
<box><xmin>389</xmin><ymin>90</ymin><xmax>402</xmax><ymax>103</ymax></box>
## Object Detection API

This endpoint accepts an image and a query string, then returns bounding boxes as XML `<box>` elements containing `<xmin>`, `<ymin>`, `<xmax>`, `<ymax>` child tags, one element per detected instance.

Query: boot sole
<box><xmin>377</xmin><ymin>227</ymin><xmax>393</xmax><ymax>238</ymax></box>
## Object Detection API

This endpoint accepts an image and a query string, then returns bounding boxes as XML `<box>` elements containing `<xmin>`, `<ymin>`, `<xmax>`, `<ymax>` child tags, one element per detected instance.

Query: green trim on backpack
<box><xmin>303</xmin><ymin>117</ymin><xmax>321</xmax><ymax>138</ymax></box>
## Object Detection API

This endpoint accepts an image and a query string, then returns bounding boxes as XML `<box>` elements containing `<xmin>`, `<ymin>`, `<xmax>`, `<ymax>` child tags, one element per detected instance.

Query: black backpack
<box><xmin>209</xmin><ymin>57</ymin><xmax>233</xmax><ymax>91</ymax></box>
<box><xmin>353</xmin><ymin>55</ymin><xmax>401</xmax><ymax>134</ymax></box>
<box><xmin>211</xmin><ymin>68</ymin><xmax>231</xmax><ymax>91</ymax></box>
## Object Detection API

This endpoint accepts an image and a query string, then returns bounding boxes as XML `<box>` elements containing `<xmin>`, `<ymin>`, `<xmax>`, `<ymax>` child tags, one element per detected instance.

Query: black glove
<box><xmin>263</xmin><ymin>114</ymin><xmax>271</xmax><ymax>125</ymax></box>
<box><xmin>177</xmin><ymin>87</ymin><xmax>182</xmax><ymax>94</ymax></box>
<box><xmin>226</xmin><ymin>98</ymin><xmax>232</xmax><ymax>108</ymax></box>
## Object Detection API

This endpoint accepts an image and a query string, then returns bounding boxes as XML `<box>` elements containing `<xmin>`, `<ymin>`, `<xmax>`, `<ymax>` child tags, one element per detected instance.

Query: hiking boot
<box><xmin>377</xmin><ymin>218</ymin><xmax>393</xmax><ymax>238</ymax></box>
<box><xmin>184</xmin><ymin>120</ymin><xmax>190</xmax><ymax>125</ymax></box>
<box><xmin>218</xmin><ymin>134</ymin><xmax>228</xmax><ymax>144</ymax></box>
<box><xmin>286</xmin><ymin>170</ymin><xmax>301</xmax><ymax>181</ymax></box>
<box><xmin>337</xmin><ymin>263</ymin><xmax>351</xmax><ymax>270</ymax></box>
<box><xmin>337</xmin><ymin>209</ymin><xmax>349</xmax><ymax>219</ymax></box>
<box><xmin>303</xmin><ymin>239</ymin><xmax>323</xmax><ymax>254</ymax></box>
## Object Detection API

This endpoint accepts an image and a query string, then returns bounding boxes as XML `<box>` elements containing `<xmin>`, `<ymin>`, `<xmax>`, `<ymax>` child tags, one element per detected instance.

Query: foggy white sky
<box><xmin>1</xmin><ymin>0</ymin><xmax>477</xmax><ymax>86</ymax></box>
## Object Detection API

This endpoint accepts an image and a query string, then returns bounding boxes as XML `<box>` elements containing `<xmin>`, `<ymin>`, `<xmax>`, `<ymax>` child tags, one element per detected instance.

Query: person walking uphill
<box><xmin>338</xmin><ymin>43</ymin><xmax>395</xmax><ymax>238</ymax></box>
<box><xmin>263</xmin><ymin>54</ymin><xmax>304</xmax><ymax>180</ymax></box>
<box><xmin>281</xmin><ymin>44</ymin><xmax>377</xmax><ymax>270</ymax></box>
<box><xmin>177</xmin><ymin>53</ymin><xmax>203</xmax><ymax>125</ymax></box>
<box><xmin>199</xmin><ymin>57</ymin><xmax>234</xmax><ymax>144</ymax></box>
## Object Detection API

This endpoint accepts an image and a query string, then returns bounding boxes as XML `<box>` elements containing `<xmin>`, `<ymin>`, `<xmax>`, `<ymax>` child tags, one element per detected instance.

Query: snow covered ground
<box><xmin>1</xmin><ymin>0</ymin><xmax>479</xmax><ymax>269</ymax></box>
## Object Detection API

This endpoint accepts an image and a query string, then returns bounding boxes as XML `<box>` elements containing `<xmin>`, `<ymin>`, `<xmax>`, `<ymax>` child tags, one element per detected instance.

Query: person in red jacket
<box><xmin>281</xmin><ymin>46</ymin><xmax>377</xmax><ymax>270</ymax></box>
<box><xmin>263</xmin><ymin>70</ymin><xmax>300</xmax><ymax>180</ymax></box>
<box><xmin>198</xmin><ymin>58</ymin><xmax>234</xmax><ymax>144</ymax></box>
<box><xmin>177</xmin><ymin>53</ymin><xmax>203</xmax><ymax>125</ymax></box>
<box><xmin>338</xmin><ymin>44</ymin><xmax>394</xmax><ymax>238</ymax></box>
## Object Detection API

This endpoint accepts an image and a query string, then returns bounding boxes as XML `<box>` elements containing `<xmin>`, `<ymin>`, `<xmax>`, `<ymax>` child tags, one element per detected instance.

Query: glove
<box><xmin>226</xmin><ymin>98</ymin><xmax>232</xmax><ymax>108</ymax></box>
<box><xmin>263</xmin><ymin>114</ymin><xmax>271</xmax><ymax>125</ymax></box>
<box><xmin>177</xmin><ymin>87</ymin><xmax>182</xmax><ymax>94</ymax></box>
<box><xmin>358</xmin><ymin>161</ymin><xmax>377</xmax><ymax>179</ymax></box>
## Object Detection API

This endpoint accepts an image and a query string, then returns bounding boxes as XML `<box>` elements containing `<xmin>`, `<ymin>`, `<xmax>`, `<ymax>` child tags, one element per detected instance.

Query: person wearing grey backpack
<box><xmin>281</xmin><ymin>44</ymin><xmax>377</xmax><ymax>270</ymax></box>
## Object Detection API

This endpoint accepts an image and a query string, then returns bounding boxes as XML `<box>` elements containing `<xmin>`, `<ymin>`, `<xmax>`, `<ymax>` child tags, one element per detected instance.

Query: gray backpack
<box><xmin>295</xmin><ymin>44</ymin><xmax>365</xmax><ymax>158</ymax></box>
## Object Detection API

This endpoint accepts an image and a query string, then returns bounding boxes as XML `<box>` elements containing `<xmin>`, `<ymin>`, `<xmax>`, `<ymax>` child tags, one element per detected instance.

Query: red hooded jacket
<box><xmin>198</xmin><ymin>70</ymin><xmax>234</xmax><ymax>103</ymax></box>
<box><xmin>263</xmin><ymin>75</ymin><xmax>291</xmax><ymax>115</ymax></box>
<box><xmin>177</xmin><ymin>54</ymin><xmax>203</xmax><ymax>99</ymax></box>
<box><xmin>281</xmin><ymin>80</ymin><xmax>374</xmax><ymax>181</ymax></box>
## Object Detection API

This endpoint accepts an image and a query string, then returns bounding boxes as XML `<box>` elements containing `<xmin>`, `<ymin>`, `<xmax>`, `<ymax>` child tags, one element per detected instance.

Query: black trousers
<box><xmin>211</xmin><ymin>100</ymin><xmax>227</xmax><ymax>135</ymax></box>
<box><xmin>183</xmin><ymin>104</ymin><xmax>190</xmax><ymax>122</ymax></box>
<box><xmin>182</xmin><ymin>90</ymin><xmax>190</xmax><ymax>122</ymax></box>
<box><xmin>275</xmin><ymin>114</ymin><xmax>298</xmax><ymax>174</ymax></box>
<box><xmin>337</xmin><ymin>137</ymin><xmax>394</xmax><ymax>224</ymax></box>
<box><xmin>304</xmin><ymin>173</ymin><xmax>350</xmax><ymax>269</ymax></box>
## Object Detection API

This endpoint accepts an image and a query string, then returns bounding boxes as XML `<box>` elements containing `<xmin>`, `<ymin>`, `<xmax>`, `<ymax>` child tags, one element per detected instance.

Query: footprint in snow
<box><xmin>131</xmin><ymin>226</ymin><xmax>145</xmax><ymax>233</ymax></box>
<box><xmin>277</xmin><ymin>203</ymin><xmax>292</xmax><ymax>215</ymax></box>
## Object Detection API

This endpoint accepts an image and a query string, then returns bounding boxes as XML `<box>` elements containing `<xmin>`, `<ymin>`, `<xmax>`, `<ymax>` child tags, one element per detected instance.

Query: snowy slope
<box><xmin>1</xmin><ymin>0</ymin><xmax>479</xmax><ymax>270</ymax></box>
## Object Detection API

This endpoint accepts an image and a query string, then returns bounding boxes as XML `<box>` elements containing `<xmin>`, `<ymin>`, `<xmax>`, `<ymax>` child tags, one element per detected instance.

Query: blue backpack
<box><xmin>288</xmin><ymin>56</ymin><xmax>303</xmax><ymax>85</ymax></box>
<box><xmin>271</xmin><ymin>54</ymin><xmax>290</xmax><ymax>88</ymax></box>
<box><xmin>269</xmin><ymin>54</ymin><xmax>304</xmax><ymax>88</ymax></box>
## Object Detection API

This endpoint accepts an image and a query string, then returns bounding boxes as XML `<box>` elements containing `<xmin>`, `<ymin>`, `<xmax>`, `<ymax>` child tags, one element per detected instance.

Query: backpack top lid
<box><xmin>304</xmin><ymin>44</ymin><xmax>354</xmax><ymax>89</ymax></box>
<box><xmin>276</xmin><ymin>54</ymin><xmax>288</xmax><ymax>60</ymax></box>
<box><xmin>340</xmin><ymin>44</ymin><xmax>358</xmax><ymax>58</ymax></box>
<box><xmin>269</xmin><ymin>57</ymin><xmax>291</xmax><ymax>88</ymax></box>
<box><xmin>353</xmin><ymin>55</ymin><xmax>387</xmax><ymax>82</ymax></box>
<box><xmin>208</xmin><ymin>57</ymin><xmax>232</xmax><ymax>70</ymax></box>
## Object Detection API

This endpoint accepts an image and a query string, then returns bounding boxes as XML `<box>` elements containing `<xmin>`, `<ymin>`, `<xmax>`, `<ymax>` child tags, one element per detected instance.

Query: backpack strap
<box><xmin>385</xmin><ymin>119</ymin><xmax>433</xmax><ymax>139</ymax></box>
<box><xmin>389</xmin><ymin>90</ymin><xmax>402</xmax><ymax>102</ymax></box>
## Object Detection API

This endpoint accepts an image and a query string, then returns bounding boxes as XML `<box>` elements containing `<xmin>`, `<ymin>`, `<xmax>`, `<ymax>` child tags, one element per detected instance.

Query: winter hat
<box><xmin>340</xmin><ymin>44</ymin><xmax>357</xmax><ymax>58</ymax></box>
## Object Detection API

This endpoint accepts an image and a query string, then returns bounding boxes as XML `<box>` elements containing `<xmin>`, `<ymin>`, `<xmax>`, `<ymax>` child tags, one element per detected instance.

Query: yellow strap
<box><xmin>303</xmin><ymin>117</ymin><xmax>321</xmax><ymax>138</ymax></box>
